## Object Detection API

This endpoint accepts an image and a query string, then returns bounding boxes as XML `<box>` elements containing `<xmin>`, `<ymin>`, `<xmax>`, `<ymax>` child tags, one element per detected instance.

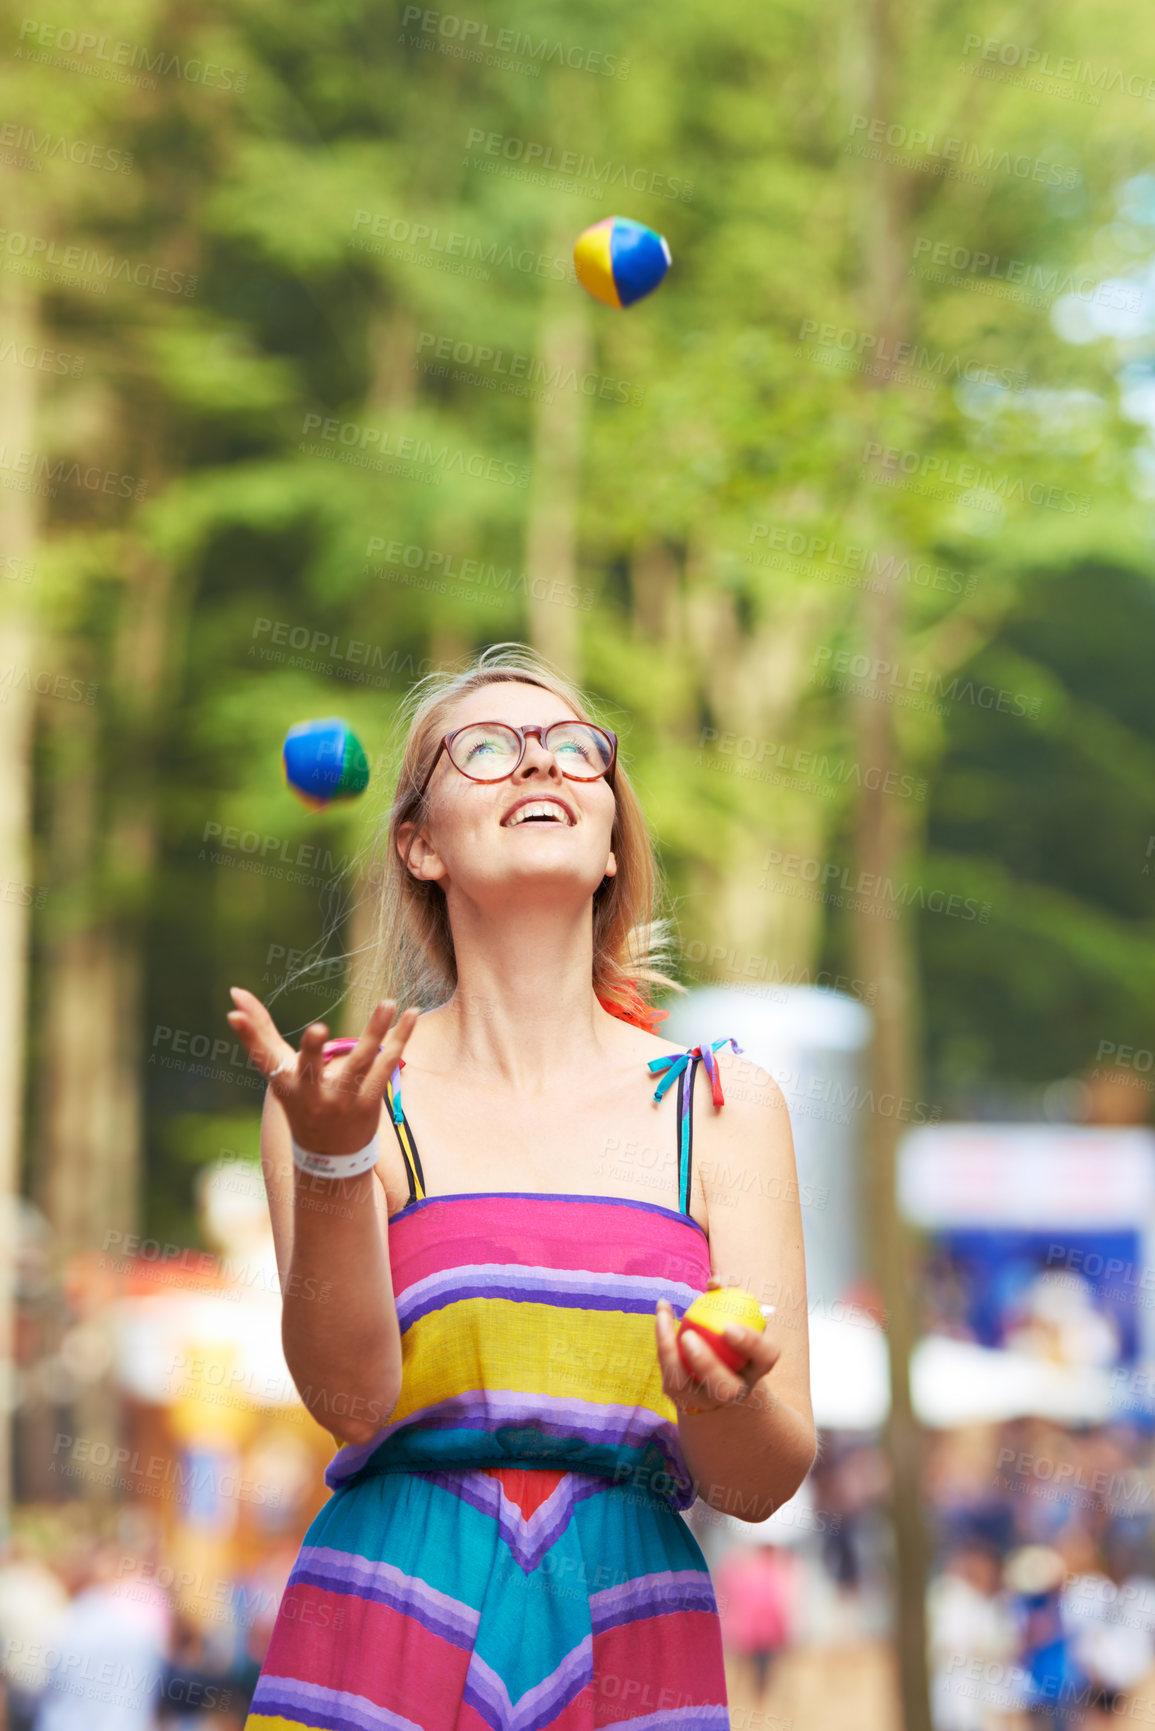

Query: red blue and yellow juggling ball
<box><xmin>282</xmin><ymin>718</ymin><xmax>369</xmax><ymax>812</ymax></box>
<box><xmin>574</xmin><ymin>216</ymin><xmax>671</xmax><ymax>308</ymax></box>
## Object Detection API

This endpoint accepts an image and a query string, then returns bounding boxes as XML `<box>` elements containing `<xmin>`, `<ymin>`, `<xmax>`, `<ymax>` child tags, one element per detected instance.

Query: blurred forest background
<box><xmin>3</xmin><ymin>0</ymin><xmax>1155</xmax><ymax>1418</ymax></box>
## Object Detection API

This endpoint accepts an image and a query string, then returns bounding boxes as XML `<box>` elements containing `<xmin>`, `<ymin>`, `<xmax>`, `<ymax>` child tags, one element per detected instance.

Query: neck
<box><xmin>425</xmin><ymin>895</ymin><xmax>617</xmax><ymax>1092</ymax></box>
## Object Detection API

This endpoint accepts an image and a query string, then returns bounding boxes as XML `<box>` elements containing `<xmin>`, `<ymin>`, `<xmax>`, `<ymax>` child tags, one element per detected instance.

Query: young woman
<box><xmin>228</xmin><ymin>643</ymin><xmax>815</xmax><ymax>1730</ymax></box>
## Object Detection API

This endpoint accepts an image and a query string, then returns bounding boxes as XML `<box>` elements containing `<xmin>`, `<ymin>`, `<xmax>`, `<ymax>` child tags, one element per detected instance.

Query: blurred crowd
<box><xmin>693</xmin><ymin>1417</ymin><xmax>1155</xmax><ymax>1731</ymax></box>
<box><xmin>0</xmin><ymin>1517</ymin><xmax>299</xmax><ymax>1731</ymax></box>
<box><xmin>925</xmin><ymin>1415</ymin><xmax>1155</xmax><ymax>1730</ymax></box>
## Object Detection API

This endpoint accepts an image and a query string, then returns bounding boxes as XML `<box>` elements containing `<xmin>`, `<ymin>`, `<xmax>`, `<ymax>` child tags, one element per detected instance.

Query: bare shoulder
<box><xmin>709</xmin><ymin>1043</ymin><xmax>791</xmax><ymax>1126</ymax></box>
<box><xmin>689</xmin><ymin>1046</ymin><xmax>796</xmax><ymax>1206</ymax></box>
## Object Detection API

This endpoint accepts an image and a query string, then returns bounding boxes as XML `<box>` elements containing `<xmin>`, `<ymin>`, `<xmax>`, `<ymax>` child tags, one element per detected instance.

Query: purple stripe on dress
<box><xmin>507</xmin><ymin>1637</ymin><xmax>597</xmax><ymax>1731</ymax></box>
<box><xmin>324</xmin><ymin>1425</ymin><xmax>395</xmax><ymax>1483</ymax></box>
<box><xmin>327</xmin><ymin>1389</ymin><xmax>671</xmax><ymax>1482</ymax></box>
<box><xmin>463</xmin><ymin>1634</ymin><xmax>594</xmax><ymax>1731</ymax></box>
<box><xmin>290</xmin><ymin>1567</ymin><xmax>475</xmax><ymax>1649</ymax></box>
<box><xmin>395</xmin><ymin>1265</ymin><xmax>703</xmax><ymax>1331</ymax></box>
<box><xmin>593</xmin><ymin>1589</ymin><xmax>719</xmax><ymax>1633</ymax></box>
<box><xmin>400</xmin><ymin>1264</ymin><xmax>681</xmax><ymax>1307</ymax></box>
<box><xmin>328</xmin><ymin>1390</ymin><xmax>682</xmax><ymax>1479</ymax></box>
<box><xmin>399</xmin><ymin>1283</ymin><xmax>692</xmax><ymax>1326</ymax></box>
<box><xmin>590</xmin><ymin>1569</ymin><xmax>718</xmax><ymax>1632</ymax></box>
<box><xmin>250</xmin><ymin>1674</ymin><xmax>419</xmax><ymax>1731</ymax></box>
<box><xmin>324</xmin><ymin>1397</ymin><xmax>694</xmax><ymax>1506</ymax></box>
<box><xmin>294</xmin><ymin>1545</ymin><xmax>479</xmax><ymax>1644</ymax></box>
<box><xmin>407</xmin><ymin>1388</ymin><xmax>678</xmax><ymax>1447</ymax></box>
<box><xmin>600</xmin><ymin>1710</ymin><xmax>731</xmax><ymax>1731</ymax></box>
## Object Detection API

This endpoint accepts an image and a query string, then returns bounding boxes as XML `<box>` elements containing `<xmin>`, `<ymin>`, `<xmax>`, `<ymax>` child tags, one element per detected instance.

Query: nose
<box><xmin>514</xmin><ymin>729</ymin><xmax>563</xmax><ymax>780</ymax></box>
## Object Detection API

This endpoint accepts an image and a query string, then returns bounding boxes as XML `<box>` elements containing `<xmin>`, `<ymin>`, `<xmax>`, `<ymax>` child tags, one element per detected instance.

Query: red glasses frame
<box><xmin>416</xmin><ymin>721</ymin><xmax>618</xmax><ymax>802</ymax></box>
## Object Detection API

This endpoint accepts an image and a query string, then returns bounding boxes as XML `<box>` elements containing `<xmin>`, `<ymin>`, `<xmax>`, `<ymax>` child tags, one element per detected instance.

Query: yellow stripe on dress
<box><xmin>389</xmin><ymin>1297</ymin><xmax>678</xmax><ymax>1425</ymax></box>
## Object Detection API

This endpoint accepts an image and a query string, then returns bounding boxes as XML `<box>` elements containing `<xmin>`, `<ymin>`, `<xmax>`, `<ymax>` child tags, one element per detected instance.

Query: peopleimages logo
<box><xmin>0</xmin><ymin>226</ymin><xmax>196</xmax><ymax>295</ymax></box>
<box><xmin>911</xmin><ymin>238</ymin><xmax>1140</xmax><ymax>310</ymax></box>
<box><xmin>961</xmin><ymin>34</ymin><xmax>1155</xmax><ymax>104</ymax></box>
<box><xmin>298</xmin><ymin>412</ymin><xmax>529</xmax><ymax>488</ymax></box>
<box><xmin>15</xmin><ymin>18</ymin><xmax>246</xmax><ymax>89</ymax></box>
<box><xmin>845</xmin><ymin>114</ymin><xmax>1079</xmax><ymax>187</ymax></box>
<box><xmin>464</xmin><ymin>129</ymin><xmax>694</xmax><ymax>201</ymax></box>
<box><xmin>400</xmin><ymin>7</ymin><xmax>629</xmax><ymax>77</ymax></box>
<box><xmin>416</xmin><ymin>330</ymin><xmax>644</xmax><ymax>405</ymax></box>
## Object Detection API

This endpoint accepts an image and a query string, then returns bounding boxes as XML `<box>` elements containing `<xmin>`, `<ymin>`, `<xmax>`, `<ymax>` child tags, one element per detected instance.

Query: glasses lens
<box><xmin>448</xmin><ymin>723</ymin><xmax>522</xmax><ymax>781</ymax></box>
<box><xmin>545</xmin><ymin>722</ymin><xmax>614</xmax><ymax>780</ymax></box>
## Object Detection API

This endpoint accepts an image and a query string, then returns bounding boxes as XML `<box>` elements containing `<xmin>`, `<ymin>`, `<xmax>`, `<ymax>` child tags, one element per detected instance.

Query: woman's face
<box><xmin>401</xmin><ymin>682</ymin><xmax>618</xmax><ymax>910</ymax></box>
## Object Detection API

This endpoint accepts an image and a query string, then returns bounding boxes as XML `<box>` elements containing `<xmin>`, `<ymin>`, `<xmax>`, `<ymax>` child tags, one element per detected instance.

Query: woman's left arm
<box><xmin>655</xmin><ymin>1051</ymin><xmax>817</xmax><ymax>1524</ymax></box>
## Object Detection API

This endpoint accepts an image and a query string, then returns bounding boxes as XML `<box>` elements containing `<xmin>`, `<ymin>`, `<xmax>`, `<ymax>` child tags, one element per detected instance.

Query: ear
<box><xmin>603</xmin><ymin>850</ymin><xmax>617</xmax><ymax>879</ymax></box>
<box><xmin>397</xmin><ymin>820</ymin><xmax>447</xmax><ymax>884</ymax></box>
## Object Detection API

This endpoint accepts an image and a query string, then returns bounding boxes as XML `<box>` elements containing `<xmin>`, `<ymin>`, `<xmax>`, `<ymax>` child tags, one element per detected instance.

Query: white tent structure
<box><xmin>661</xmin><ymin>985</ymin><xmax>873</xmax><ymax>1310</ymax></box>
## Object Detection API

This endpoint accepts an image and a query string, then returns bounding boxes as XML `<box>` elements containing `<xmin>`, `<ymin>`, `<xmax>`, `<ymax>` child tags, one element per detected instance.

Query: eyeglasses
<box><xmin>416</xmin><ymin>720</ymin><xmax>618</xmax><ymax>801</ymax></box>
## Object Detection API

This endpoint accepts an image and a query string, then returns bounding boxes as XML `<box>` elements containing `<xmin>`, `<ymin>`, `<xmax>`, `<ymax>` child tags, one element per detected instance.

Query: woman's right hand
<box><xmin>226</xmin><ymin>987</ymin><xmax>420</xmax><ymax>1159</ymax></box>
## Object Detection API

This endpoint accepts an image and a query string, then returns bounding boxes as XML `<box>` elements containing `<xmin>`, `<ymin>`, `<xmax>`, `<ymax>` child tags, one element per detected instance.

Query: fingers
<box><xmin>364</xmin><ymin>1004</ymin><xmax>421</xmax><ymax>1096</ymax></box>
<box><xmin>654</xmin><ymin>1302</ymin><xmax>689</xmax><ymax>1396</ymax></box>
<box><xmin>300</xmin><ymin>1021</ymin><xmax>338</xmax><ymax>1095</ymax></box>
<box><xmin>654</xmin><ymin>1300</ymin><xmax>726</xmax><ymax>1407</ymax></box>
<box><xmin>728</xmin><ymin>1324</ymin><xmax>782</xmax><ymax>1381</ymax></box>
<box><xmin>677</xmin><ymin>1328</ymin><xmax>748</xmax><ymax>1405</ymax></box>
<box><xmin>227</xmin><ymin>989</ymin><xmax>295</xmax><ymax>1080</ymax></box>
<box><xmin>341</xmin><ymin>1000</ymin><xmax>403</xmax><ymax>1089</ymax></box>
<box><xmin>655</xmin><ymin>1300</ymin><xmax>775</xmax><ymax>1413</ymax></box>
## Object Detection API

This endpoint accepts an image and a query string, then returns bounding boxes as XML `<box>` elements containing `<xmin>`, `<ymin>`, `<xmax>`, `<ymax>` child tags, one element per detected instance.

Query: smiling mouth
<box><xmin>503</xmin><ymin>800</ymin><xmax>575</xmax><ymax>827</ymax></box>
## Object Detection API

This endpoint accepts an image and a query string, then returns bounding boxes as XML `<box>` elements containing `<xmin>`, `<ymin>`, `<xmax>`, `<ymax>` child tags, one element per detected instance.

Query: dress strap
<box><xmin>386</xmin><ymin>1061</ymin><xmax>426</xmax><ymax>1204</ymax></box>
<box><xmin>674</xmin><ymin>1058</ymin><xmax>698</xmax><ymax>1217</ymax></box>
<box><xmin>321</xmin><ymin>1040</ymin><xmax>425</xmax><ymax>1206</ymax></box>
<box><xmin>647</xmin><ymin>1037</ymin><xmax>743</xmax><ymax>1217</ymax></box>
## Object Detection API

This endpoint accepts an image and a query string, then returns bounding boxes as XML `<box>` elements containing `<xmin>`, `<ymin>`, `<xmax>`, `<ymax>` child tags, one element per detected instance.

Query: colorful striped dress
<box><xmin>245</xmin><ymin>1038</ymin><xmax>740</xmax><ymax>1731</ymax></box>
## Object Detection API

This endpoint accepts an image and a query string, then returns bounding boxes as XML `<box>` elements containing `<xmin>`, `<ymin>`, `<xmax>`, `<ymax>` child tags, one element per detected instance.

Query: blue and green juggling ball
<box><xmin>282</xmin><ymin>718</ymin><xmax>369</xmax><ymax>812</ymax></box>
<box><xmin>574</xmin><ymin>216</ymin><xmax>671</xmax><ymax>308</ymax></box>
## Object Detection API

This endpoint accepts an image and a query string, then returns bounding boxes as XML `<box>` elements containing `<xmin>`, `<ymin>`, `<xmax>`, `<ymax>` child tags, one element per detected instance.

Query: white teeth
<box><xmin>506</xmin><ymin>800</ymin><xmax>571</xmax><ymax>827</ymax></box>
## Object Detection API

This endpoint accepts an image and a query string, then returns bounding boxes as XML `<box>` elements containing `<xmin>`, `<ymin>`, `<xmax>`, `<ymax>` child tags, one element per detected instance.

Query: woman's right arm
<box><xmin>229</xmin><ymin>989</ymin><xmax>420</xmax><ymax>1448</ymax></box>
<box><xmin>261</xmin><ymin>1082</ymin><xmax>401</xmax><ymax>1447</ymax></box>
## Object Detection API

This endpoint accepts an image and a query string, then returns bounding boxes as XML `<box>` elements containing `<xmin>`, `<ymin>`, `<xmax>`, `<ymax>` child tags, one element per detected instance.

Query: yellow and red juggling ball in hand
<box><xmin>677</xmin><ymin>1286</ymin><xmax>765</xmax><ymax>1374</ymax></box>
<box><xmin>574</xmin><ymin>216</ymin><xmax>671</xmax><ymax>308</ymax></box>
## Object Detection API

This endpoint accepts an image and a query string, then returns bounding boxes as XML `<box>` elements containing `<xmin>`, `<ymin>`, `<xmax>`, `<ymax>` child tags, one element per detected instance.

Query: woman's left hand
<box><xmin>654</xmin><ymin>1277</ymin><xmax>782</xmax><ymax>1417</ymax></box>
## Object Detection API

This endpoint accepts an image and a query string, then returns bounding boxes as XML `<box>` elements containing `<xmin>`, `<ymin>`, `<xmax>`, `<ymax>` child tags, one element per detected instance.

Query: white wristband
<box><xmin>290</xmin><ymin>1132</ymin><xmax>380</xmax><ymax>1180</ymax></box>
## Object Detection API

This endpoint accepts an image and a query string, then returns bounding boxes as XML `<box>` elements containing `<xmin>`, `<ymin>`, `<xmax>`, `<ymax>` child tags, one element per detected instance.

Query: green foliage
<box><xmin>12</xmin><ymin>0</ymin><xmax>1155</xmax><ymax>1237</ymax></box>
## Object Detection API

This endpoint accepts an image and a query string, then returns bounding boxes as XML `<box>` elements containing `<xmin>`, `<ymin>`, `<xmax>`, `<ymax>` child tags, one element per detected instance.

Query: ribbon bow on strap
<box><xmin>647</xmin><ymin>1036</ymin><xmax>743</xmax><ymax>1108</ymax></box>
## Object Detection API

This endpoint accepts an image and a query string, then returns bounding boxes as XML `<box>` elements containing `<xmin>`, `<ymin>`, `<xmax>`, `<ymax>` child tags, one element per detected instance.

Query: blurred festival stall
<box><xmin>11</xmin><ymin>1158</ymin><xmax>337</xmax><ymax>1673</ymax></box>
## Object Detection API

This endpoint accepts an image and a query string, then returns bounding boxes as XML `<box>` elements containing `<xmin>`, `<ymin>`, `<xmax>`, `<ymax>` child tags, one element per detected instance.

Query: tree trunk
<box><xmin>0</xmin><ymin>177</ymin><xmax>42</xmax><ymax>1534</ymax></box>
<box><xmin>852</xmin><ymin>565</ymin><xmax>931</xmax><ymax>1731</ymax></box>
<box><xmin>31</xmin><ymin>536</ymin><xmax>177</xmax><ymax>1503</ymax></box>
<box><xmin>852</xmin><ymin>0</ymin><xmax>933</xmax><ymax>1721</ymax></box>
<box><xmin>524</xmin><ymin>273</ymin><xmax>590</xmax><ymax>676</ymax></box>
<box><xmin>36</xmin><ymin>538</ymin><xmax>176</xmax><ymax>1252</ymax></box>
<box><xmin>683</xmin><ymin>554</ymin><xmax>836</xmax><ymax>981</ymax></box>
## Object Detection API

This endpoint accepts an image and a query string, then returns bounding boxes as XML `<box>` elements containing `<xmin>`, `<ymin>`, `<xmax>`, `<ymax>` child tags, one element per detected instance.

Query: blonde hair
<box><xmin>350</xmin><ymin>642</ymin><xmax>683</xmax><ymax>1020</ymax></box>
